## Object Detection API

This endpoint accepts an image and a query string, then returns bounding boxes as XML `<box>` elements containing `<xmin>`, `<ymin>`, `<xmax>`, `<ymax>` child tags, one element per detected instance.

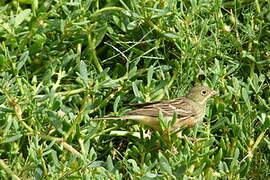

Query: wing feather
<box><xmin>128</xmin><ymin>97</ymin><xmax>196</xmax><ymax>119</ymax></box>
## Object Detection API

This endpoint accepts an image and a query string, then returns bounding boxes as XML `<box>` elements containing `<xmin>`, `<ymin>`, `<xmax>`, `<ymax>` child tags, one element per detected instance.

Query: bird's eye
<box><xmin>201</xmin><ymin>90</ymin><xmax>207</xmax><ymax>96</ymax></box>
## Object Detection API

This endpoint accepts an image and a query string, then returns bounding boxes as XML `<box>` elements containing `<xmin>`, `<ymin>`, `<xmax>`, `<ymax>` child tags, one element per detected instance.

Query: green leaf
<box><xmin>170</xmin><ymin>111</ymin><xmax>177</xmax><ymax>128</ymax></box>
<box><xmin>0</xmin><ymin>107</ymin><xmax>13</xmax><ymax>113</ymax></box>
<box><xmin>79</xmin><ymin>60</ymin><xmax>88</xmax><ymax>83</ymax></box>
<box><xmin>127</xmin><ymin>21</ymin><xmax>139</xmax><ymax>30</ymax></box>
<box><xmin>82</xmin><ymin>0</ymin><xmax>92</xmax><ymax>10</ymax></box>
<box><xmin>144</xmin><ymin>172</ymin><xmax>158</xmax><ymax>178</ymax></box>
<box><xmin>14</xmin><ymin>9</ymin><xmax>31</xmax><ymax>27</ymax></box>
<box><xmin>89</xmin><ymin>147</ymin><xmax>97</xmax><ymax>161</ymax></box>
<box><xmin>94</xmin><ymin>22</ymin><xmax>108</xmax><ymax>48</ymax></box>
<box><xmin>128</xmin><ymin>66</ymin><xmax>137</xmax><ymax>79</ymax></box>
<box><xmin>0</xmin><ymin>96</ymin><xmax>6</xmax><ymax>105</ymax></box>
<box><xmin>147</xmin><ymin>65</ymin><xmax>154</xmax><ymax>87</ymax></box>
<box><xmin>17</xmin><ymin>0</ymin><xmax>32</xmax><ymax>4</ymax></box>
<box><xmin>158</xmin><ymin>110</ymin><xmax>166</xmax><ymax>131</ymax></box>
<box><xmin>2</xmin><ymin>133</ymin><xmax>23</xmax><ymax>143</ymax></box>
<box><xmin>17</xmin><ymin>51</ymin><xmax>29</xmax><ymax>71</ymax></box>
<box><xmin>232</xmin><ymin>77</ymin><xmax>240</xmax><ymax>96</ymax></box>
<box><xmin>193</xmin><ymin>163</ymin><xmax>206</xmax><ymax>176</ymax></box>
<box><xmin>88</xmin><ymin>161</ymin><xmax>104</xmax><ymax>168</ymax></box>
<box><xmin>113</xmin><ymin>96</ymin><xmax>121</xmax><ymax>113</ymax></box>
<box><xmin>51</xmin><ymin>150</ymin><xmax>61</xmax><ymax>168</ymax></box>
<box><xmin>242</xmin><ymin>50</ymin><xmax>256</xmax><ymax>62</ymax></box>
<box><xmin>227</xmin><ymin>63</ymin><xmax>239</xmax><ymax>75</ymax></box>
<box><xmin>132</xmin><ymin>81</ymin><xmax>142</xmax><ymax>99</ymax></box>
<box><xmin>158</xmin><ymin>152</ymin><xmax>173</xmax><ymax>176</ymax></box>
<box><xmin>107</xmin><ymin>155</ymin><xmax>114</xmax><ymax>172</ymax></box>
<box><xmin>127</xmin><ymin>159</ymin><xmax>140</xmax><ymax>173</ymax></box>
<box><xmin>230</xmin><ymin>147</ymin><xmax>240</xmax><ymax>171</ymax></box>
<box><xmin>83</xmin><ymin>139</ymin><xmax>91</xmax><ymax>157</ymax></box>
<box><xmin>164</xmin><ymin>33</ymin><xmax>179</xmax><ymax>39</ymax></box>
<box><xmin>241</xmin><ymin>87</ymin><xmax>251</xmax><ymax>111</ymax></box>
<box><xmin>47</xmin><ymin>111</ymin><xmax>63</xmax><ymax>133</ymax></box>
<box><xmin>214</xmin><ymin>148</ymin><xmax>223</xmax><ymax>164</ymax></box>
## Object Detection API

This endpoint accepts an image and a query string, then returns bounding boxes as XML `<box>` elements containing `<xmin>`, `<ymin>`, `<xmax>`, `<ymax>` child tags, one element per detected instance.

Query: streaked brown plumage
<box><xmin>97</xmin><ymin>86</ymin><xmax>218</xmax><ymax>131</ymax></box>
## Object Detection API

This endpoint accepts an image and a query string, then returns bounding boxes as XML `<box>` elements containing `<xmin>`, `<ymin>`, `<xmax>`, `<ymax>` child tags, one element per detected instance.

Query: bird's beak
<box><xmin>210</xmin><ymin>90</ymin><xmax>219</xmax><ymax>96</ymax></box>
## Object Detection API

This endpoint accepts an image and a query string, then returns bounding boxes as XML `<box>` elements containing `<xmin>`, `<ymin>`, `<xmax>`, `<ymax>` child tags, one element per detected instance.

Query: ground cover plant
<box><xmin>0</xmin><ymin>0</ymin><xmax>269</xmax><ymax>179</ymax></box>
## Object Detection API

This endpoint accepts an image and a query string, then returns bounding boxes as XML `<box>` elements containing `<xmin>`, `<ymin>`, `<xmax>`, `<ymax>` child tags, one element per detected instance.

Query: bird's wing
<box><xmin>127</xmin><ymin>101</ymin><xmax>163</xmax><ymax>108</ymax></box>
<box><xmin>128</xmin><ymin>98</ymin><xmax>196</xmax><ymax>118</ymax></box>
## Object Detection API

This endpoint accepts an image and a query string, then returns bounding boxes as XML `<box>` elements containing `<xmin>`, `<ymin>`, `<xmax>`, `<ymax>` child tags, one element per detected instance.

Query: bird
<box><xmin>96</xmin><ymin>86</ymin><xmax>218</xmax><ymax>132</ymax></box>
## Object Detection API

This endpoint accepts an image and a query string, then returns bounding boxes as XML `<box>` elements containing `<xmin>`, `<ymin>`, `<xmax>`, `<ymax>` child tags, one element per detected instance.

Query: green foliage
<box><xmin>0</xmin><ymin>0</ymin><xmax>269</xmax><ymax>179</ymax></box>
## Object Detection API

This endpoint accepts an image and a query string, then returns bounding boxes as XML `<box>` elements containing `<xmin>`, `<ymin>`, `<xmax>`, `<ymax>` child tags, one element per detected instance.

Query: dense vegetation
<box><xmin>0</xmin><ymin>0</ymin><xmax>269</xmax><ymax>179</ymax></box>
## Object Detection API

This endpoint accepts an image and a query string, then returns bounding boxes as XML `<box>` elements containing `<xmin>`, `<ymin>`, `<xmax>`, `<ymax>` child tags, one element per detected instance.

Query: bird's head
<box><xmin>186</xmin><ymin>86</ymin><xmax>219</xmax><ymax>104</ymax></box>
